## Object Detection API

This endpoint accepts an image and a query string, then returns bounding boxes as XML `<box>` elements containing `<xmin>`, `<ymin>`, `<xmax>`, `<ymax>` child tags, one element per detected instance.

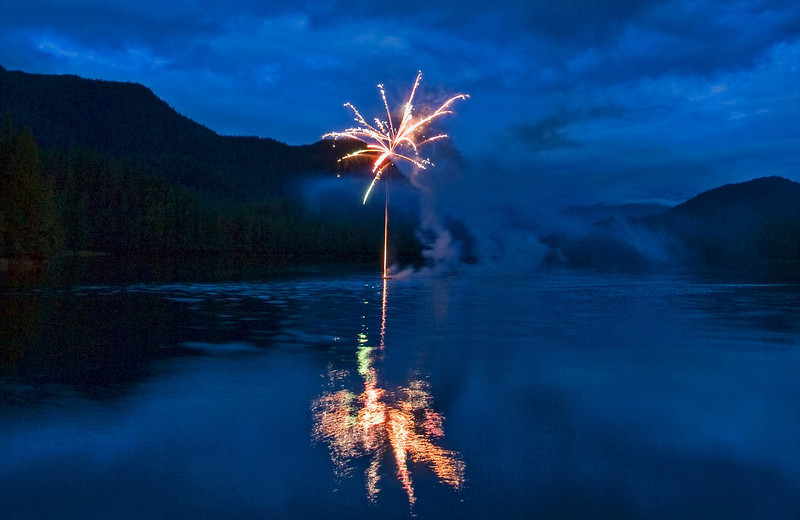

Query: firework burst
<box><xmin>324</xmin><ymin>71</ymin><xmax>469</xmax><ymax>204</ymax></box>
<box><xmin>324</xmin><ymin>72</ymin><xmax>468</xmax><ymax>278</ymax></box>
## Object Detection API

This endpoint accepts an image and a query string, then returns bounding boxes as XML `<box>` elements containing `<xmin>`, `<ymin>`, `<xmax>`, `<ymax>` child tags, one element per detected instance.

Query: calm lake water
<box><xmin>2</xmin><ymin>262</ymin><xmax>800</xmax><ymax>519</ymax></box>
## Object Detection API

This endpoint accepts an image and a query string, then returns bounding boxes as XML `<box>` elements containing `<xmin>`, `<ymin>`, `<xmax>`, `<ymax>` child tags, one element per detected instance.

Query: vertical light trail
<box><xmin>383</xmin><ymin>179</ymin><xmax>389</xmax><ymax>279</ymax></box>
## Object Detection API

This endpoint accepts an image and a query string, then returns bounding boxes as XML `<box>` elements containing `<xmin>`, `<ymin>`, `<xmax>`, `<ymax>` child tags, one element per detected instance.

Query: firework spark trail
<box><xmin>323</xmin><ymin>71</ymin><xmax>469</xmax><ymax>205</ymax></box>
<box><xmin>324</xmin><ymin>72</ymin><xmax>467</xmax><ymax>278</ymax></box>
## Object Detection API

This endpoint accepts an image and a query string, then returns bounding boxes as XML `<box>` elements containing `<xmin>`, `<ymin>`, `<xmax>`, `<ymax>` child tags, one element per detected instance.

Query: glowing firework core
<box><xmin>323</xmin><ymin>71</ymin><xmax>469</xmax><ymax>204</ymax></box>
<box><xmin>324</xmin><ymin>72</ymin><xmax>468</xmax><ymax>278</ymax></box>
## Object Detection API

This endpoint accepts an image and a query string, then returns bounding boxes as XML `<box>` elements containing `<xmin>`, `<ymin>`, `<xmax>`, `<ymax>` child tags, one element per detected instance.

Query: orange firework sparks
<box><xmin>324</xmin><ymin>72</ymin><xmax>468</xmax><ymax>278</ymax></box>
<box><xmin>323</xmin><ymin>71</ymin><xmax>469</xmax><ymax>205</ymax></box>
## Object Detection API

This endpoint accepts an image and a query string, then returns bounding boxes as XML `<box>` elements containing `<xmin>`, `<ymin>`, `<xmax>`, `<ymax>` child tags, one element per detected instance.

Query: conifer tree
<box><xmin>0</xmin><ymin>120</ymin><xmax>61</xmax><ymax>257</ymax></box>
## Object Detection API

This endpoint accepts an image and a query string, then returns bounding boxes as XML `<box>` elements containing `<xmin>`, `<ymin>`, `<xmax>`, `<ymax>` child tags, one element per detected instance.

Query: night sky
<box><xmin>1</xmin><ymin>0</ymin><xmax>799</xmax><ymax>210</ymax></box>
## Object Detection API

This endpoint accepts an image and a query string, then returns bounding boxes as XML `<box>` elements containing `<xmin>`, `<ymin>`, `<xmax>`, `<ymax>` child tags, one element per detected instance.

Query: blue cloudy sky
<box><xmin>1</xmin><ymin>0</ymin><xmax>799</xmax><ymax>207</ymax></box>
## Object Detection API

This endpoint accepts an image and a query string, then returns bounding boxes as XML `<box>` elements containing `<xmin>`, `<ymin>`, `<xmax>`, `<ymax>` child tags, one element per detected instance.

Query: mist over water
<box><xmin>2</xmin><ymin>260</ymin><xmax>800</xmax><ymax>519</ymax></box>
<box><xmin>411</xmin><ymin>154</ymin><xmax>800</xmax><ymax>277</ymax></box>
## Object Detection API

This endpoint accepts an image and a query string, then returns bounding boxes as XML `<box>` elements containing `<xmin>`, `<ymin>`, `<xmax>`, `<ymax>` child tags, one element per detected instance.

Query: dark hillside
<box><xmin>645</xmin><ymin>176</ymin><xmax>800</xmax><ymax>267</ymax></box>
<box><xmin>542</xmin><ymin>176</ymin><xmax>800</xmax><ymax>272</ymax></box>
<box><xmin>0</xmin><ymin>67</ymin><xmax>365</xmax><ymax>201</ymax></box>
<box><xmin>667</xmin><ymin>176</ymin><xmax>800</xmax><ymax>223</ymax></box>
<box><xmin>0</xmin><ymin>66</ymin><xmax>422</xmax><ymax>268</ymax></box>
<box><xmin>0</xmin><ymin>68</ymin><xmax>216</xmax><ymax>157</ymax></box>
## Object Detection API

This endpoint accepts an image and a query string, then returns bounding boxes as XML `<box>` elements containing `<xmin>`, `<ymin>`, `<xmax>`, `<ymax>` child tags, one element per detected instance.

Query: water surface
<box><xmin>2</xmin><ymin>266</ymin><xmax>799</xmax><ymax>519</ymax></box>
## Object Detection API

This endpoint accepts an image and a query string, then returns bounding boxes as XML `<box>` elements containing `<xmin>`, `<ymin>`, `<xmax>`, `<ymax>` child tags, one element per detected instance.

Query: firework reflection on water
<box><xmin>311</xmin><ymin>278</ymin><xmax>465</xmax><ymax>509</ymax></box>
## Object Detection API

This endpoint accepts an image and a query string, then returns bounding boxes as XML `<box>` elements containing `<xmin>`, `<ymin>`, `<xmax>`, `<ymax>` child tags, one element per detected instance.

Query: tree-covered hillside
<box><xmin>0</xmin><ymin>66</ymin><xmax>421</xmax><ymax>265</ymax></box>
<box><xmin>646</xmin><ymin>176</ymin><xmax>800</xmax><ymax>267</ymax></box>
<box><xmin>0</xmin><ymin>66</ymin><xmax>367</xmax><ymax>200</ymax></box>
<box><xmin>0</xmin><ymin>120</ymin><xmax>60</xmax><ymax>260</ymax></box>
<box><xmin>542</xmin><ymin>176</ymin><xmax>800</xmax><ymax>272</ymax></box>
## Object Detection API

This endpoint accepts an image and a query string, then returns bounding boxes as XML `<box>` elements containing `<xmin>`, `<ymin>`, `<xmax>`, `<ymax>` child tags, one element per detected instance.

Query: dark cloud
<box><xmin>509</xmin><ymin>114</ymin><xmax>581</xmax><ymax>153</ymax></box>
<box><xmin>623</xmin><ymin>0</ymin><xmax>800</xmax><ymax>75</ymax></box>
<box><xmin>298</xmin><ymin>0</ymin><xmax>662</xmax><ymax>43</ymax></box>
<box><xmin>2</xmin><ymin>1</ymin><xmax>225</xmax><ymax>46</ymax></box>
<box><xmin>507</xmin><ymin>106</ymin><xmax>625</xmax><ymax>153</ymax></box>
<box><xmin>518</xmin><ymin>0</ymin><xmax>668</xmax><ymax>43</ymax></box>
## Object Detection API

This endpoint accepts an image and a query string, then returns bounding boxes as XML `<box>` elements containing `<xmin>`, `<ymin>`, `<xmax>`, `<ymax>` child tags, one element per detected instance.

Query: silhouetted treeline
<box><xmin>0</xmin><ymin>65</ymin><xmax>423</xmax><ymax>265</ymax></box>
<box><xmin>0</xmin><ymin>120</ymin><xmax>60</xmax><ymax>259</ymax></box>
<box><xmin>43</xmin><ymin>146</ymin><xmax>409</xmax><ymax>261</ymax></box>
<box><xmin>0</xmin><ymin>122</ymin><xmax>420</xmax><ymax>263</ymax></box>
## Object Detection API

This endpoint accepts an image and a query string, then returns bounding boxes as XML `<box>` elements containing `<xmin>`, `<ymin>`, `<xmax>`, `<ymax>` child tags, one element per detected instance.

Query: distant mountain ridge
<box><xmin>0</xmin><ymin>67</ymin><xmax>216</xmax><ymax>154</ymax></box>
<box><xmin>665</xmin><ymin>176</ymin><xmax>800</xmax><ymax>222</ymax></box>
<box><xmin>544</xmin><ymin>176</ymin><xmax>800</xmax><ymax>272</ymax></box>
<box><xmin>647</xmin><ymin>176</ymin><xmax>800</xmax><ymax>268</ymax></box>
<box><xmin>0</xmin><ymin>66</ymin><xmax>366</xmax><ymax>201</ymax></box>
<box><xmin>0</xmin><ymin>65</ymin><xmax>422</xmax><ymax>267</ymax></box>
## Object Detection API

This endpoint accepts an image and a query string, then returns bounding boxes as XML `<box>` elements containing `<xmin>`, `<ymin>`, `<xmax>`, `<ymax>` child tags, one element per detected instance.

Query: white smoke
<box><xmin>386</xmin><ymin>143</ymin><xmax>472</xmax><ymax>277</ymax></box>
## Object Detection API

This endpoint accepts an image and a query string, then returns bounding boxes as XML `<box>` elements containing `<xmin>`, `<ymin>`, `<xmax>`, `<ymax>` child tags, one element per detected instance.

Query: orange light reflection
<box><xmin>311</xmin><ymin>280</ymin><xmax>464</xmax><ymax>508</ymax></box>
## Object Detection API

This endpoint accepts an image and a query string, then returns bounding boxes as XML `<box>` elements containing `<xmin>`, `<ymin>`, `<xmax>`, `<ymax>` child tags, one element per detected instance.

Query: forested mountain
<box><xmin>0</xmin><ymin>121</ymin><xmax>59</xmax><ymax>260</ymax></box>
<box><xmin>646</xmin><ymin>176</ymin><xmax>800</xmax><ymax>267</ymax></box>
<box><xmin>0</xmin><ymin>66</ymin><xmax>366</xmax><ymax>201</ymax></box>
<box><xmin>0</xmin><ymin>66</ymin><xmax>216</xmax><ymax>156</ymax></box>
<box><xmin>543</xmin><ymin>176</ymin><xmax>800</xmax><ymax>272</ymax></box>
<box><xmin>0</xmin><ymin>66</ymin><xmax>418</xmax><ymax>265</ymax></box>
